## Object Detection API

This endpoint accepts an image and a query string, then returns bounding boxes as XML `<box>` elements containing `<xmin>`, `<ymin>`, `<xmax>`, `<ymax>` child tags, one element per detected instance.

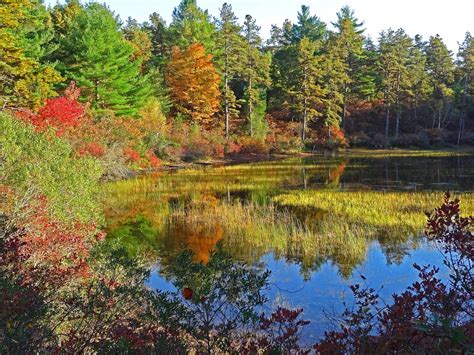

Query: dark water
<box><xmin>105</xmin><ymin>153</ymin><xmax>474</xmax><ymax>340</ymax></box>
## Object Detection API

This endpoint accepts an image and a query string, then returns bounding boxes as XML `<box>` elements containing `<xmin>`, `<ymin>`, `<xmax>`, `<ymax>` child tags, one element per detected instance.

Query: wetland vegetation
<box><xmin>1</xmin><ymin>0</ymin><xmax>473</xmax><ymax>352</ymax></box>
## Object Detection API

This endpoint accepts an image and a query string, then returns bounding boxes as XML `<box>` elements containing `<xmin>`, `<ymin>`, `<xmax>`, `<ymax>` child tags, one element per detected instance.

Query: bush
<box><xmin>390</xmin><ymin>132</ymin><xmax>430</xmax><ymax>148</ymax></box>
<box><xmin>0</xmin><ymin>112</ymin><xmax>103</xmax><ymax>224</ymax></box>
<box><xmin>237</xmin><ymin>137</ymin><xmax>270</xmax><ymax>155</ymax></box>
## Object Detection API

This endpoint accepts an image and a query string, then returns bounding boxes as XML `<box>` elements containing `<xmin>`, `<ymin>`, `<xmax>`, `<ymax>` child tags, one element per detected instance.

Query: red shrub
<box><xmin>19</xmin><ymin>196</ymin><xmax>104</xmax><ymax>279</ymax></box>
<box><xmin>123</xmin><ymin>148</ymin><xmax>141</xmax><ymax>163</ymax></box>
<box><xmin>147</xmin><ymin>150</ymin><xmax>161</xmax><ymax>168</ymax></box>
<box><xmin>78</xmin><ymin>142</ymin><xmax>105</xmax><ymax>158</ymax></box>
<box><xmin>211</xmin><ymin>143</ymin><xmax>225</xmax><ymax>159</ymax></box>
<box><xmin>18</xmin><ymin>82</ymin><xmax>86</xmax><ymax>136</ymax></box>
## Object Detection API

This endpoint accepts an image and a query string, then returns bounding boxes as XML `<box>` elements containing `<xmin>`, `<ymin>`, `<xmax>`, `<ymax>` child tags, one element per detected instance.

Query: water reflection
<box><xmin>103</xmin><ymin>153</ymin><xmax>474</xmax><ymax>336</ymax></box>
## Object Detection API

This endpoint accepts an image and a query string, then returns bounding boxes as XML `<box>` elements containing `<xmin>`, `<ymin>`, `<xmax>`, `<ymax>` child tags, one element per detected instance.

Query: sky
<box><xmin>44</xmin><ymin>0</ymin><xmax>473</xmax><ymax>53</ymax></box>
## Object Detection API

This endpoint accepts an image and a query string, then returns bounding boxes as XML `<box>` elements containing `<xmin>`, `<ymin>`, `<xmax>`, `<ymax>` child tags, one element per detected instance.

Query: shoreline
<box><xmin>104</xmin><ymin>147</ymin><xmax>474</xmax><ymax>181</ymax></box>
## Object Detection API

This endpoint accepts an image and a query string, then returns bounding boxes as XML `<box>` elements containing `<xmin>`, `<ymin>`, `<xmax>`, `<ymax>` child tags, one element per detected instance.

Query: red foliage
<box><xmin>78</xmin><ymin>142</ymin><xmax>105</xmax><ymax>158</ymax></box>
<box><xmin>211</xmin><ymin>143</ymin><xmax>225</xmax><ymax>159</ymax></box>
<box><xmin>182</xmin><ymin>287</ymin><xmax>193</xmax><ymax>300</ymax></box>
<box><xmin>147</xmin><ymin>150</ymin><xmax>161</xmax><ymax>168</ymax></box>
<box><xmin>225</xmin><ymin>141</ymin><xmax>242</xmax><ymax>155</ymax></box>
<box><xmin>20</xmin><ymin>196</ymin><xmax>104</xmax><ymax>279</ymax></box>
<box><xmin>18</xmin><ymin>82</ymin><xmax>85</xmax><ymax>136</ymax></box>
<box><xmin>123</xmin><ymin>147</ymin><xmax>141</xmax><ymax>163</ymax></box>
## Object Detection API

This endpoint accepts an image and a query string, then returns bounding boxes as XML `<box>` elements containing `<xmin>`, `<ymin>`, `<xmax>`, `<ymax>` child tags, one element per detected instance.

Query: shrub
<box><xmin>237</xmin><ymin>137</ymin><xmax>270</xmax><ymax>155</ymax></box>
<box><xmin>390</xmin><ymin>132</ymin><xmax>430</xmax><ymax>148</ymax></box>
<box><xmin>17</xmin><ymin>82</ymin><xmax>86</xmax><ymax>136</ymax></box>
<box><xmin>0</xmin><ymin>112</ymin><xmax>103</xmax><ymax>224</ymax></box>
<box><xmin>78</xmin><ymin>142</ymin><xmax>106</xmax><ymax>157</ymax></box>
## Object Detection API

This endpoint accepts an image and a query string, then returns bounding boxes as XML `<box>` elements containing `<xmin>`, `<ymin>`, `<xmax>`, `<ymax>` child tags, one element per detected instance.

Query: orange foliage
<box><xmin>166</xmin><ymin>43</ymin><xmax>220</xmax><ymax>125</ymax></box>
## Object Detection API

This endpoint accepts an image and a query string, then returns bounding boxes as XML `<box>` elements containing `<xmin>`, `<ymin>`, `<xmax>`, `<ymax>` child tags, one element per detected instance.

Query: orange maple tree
<box><xmin>166</xmin><ymin>43</ymin><xmax>220</xmax><ymax>125</ymax></box>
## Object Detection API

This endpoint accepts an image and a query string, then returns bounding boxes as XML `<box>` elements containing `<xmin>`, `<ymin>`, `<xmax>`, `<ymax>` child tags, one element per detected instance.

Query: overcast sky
<box><xmin>44</xmin><ymin>0</ymin><xmax>473</xmax><ymax>53</ymax></box>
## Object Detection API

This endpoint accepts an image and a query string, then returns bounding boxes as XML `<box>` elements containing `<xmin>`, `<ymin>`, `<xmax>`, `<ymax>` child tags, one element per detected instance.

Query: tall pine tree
<box><xmin>55</xmin><ymin>3</ymin><xmax>151</xmax><ymax>116</ymax></box>
<box><xmin>242</xmin><ymin>15</ymin><xmax>270</xmax><ymax>137</ymax></box>
<box><xmin>168</xmin><ymin>0</ymin><xmax>216</xmax><ymax>53</ymax></box>
<box><xmin>215</xmin><ymin>3</ymin><xmax>244</xmax><ymax>138</ymax></box>
<box><xmin>425</xmin><ymin>35</ymin><xmax>455</xmax><ymax>129</ymax></box>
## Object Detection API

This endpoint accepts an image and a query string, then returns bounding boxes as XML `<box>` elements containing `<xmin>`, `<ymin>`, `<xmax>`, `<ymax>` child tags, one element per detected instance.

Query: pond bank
<box><xmin>103</xmin><ymin>147</ymin><xmax>474</xmax><ymax>181</ymax></box>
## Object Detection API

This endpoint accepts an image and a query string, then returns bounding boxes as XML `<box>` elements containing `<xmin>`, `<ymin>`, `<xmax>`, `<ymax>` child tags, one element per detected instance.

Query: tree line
<box><xmin>1</xmin><ymin>0</ymin><xmax>473</xmax><ymax>147</ymax></box>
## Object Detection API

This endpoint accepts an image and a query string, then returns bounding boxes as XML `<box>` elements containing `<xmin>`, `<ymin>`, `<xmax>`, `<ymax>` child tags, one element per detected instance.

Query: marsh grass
<box><xmin>103</xmin><ymin>153</ymin><xmax>474</xmax><ymax>276</ymax></box>
<box><xmin>341</xmin><ymin>148</ymin><xmax>474</xmax><ymax>158</ymax></box>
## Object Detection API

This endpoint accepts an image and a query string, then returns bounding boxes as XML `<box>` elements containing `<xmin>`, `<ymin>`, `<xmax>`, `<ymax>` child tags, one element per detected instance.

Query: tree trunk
<box><xmin>301</xmin><ymin>65</ymin><xmax>307</xmax><ymax>144</ymax></box>
<box><xmin>458</xmin><ymin>75</ymin><xmax>468</xmax><ymax>145</ymax></box>
<box><xmin>342</xmin><ymin>83</ymin><xmax>348</xmax><ymax>130</ymax></box>
<box><xmin>224</xmin><ymin>70</ymin><xmax>229</xmax><ymax>139</ymax></box>
<box><xmin>385</xmin><ymin>105</ymin><xmax>390</xmax><ymax>139</ymax></box>
<box><xmin>395</xmin><ymin>72</ymin><xmax>401</xmax><ymax>137</ymax></box>
<box><xmin>438</xmin><ymin>106</ymin><xmax>442</xmax><ymax>130</ymax></box>
<box><xmin>249</xmin><ymin>76</ymin><xmax>253</xmax><ymax>137</ymax></box>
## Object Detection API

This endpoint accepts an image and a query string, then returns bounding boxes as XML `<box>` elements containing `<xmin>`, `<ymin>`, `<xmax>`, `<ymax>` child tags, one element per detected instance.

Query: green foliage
<box><xmin>242</xmin><ymin>15</ymin><xmax>271</xmax><ymax>137</ymax></box>
<box><xmin>54</xmin><ymin>3</ymin><xmax>152</xmax><ymax>116</ymax></box>
<box><xmin>0</xmin><ymin>112</ymin><xmax>103</xmax><ymax>224</ymax></box>
<box><xmin>168</xmin><ymin>0</ymin><xmax>216</xmax><ymax>53</ymax></box>
<box><xmin>425</xmin><ymin>35</ymin><xmax>455</xmax><ymax>128</ymax></box>
<box><xmin>0</xmin><ymin>0</ymin><xmax>62</xmax><ymax>109</ymax></box>
<box><xmin>215</xmin><ymin>3</ymin><xmax>244</xmax><ymax>137</ymax></box>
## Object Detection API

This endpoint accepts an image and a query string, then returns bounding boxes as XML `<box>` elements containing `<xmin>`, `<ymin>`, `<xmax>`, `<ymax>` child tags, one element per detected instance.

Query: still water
<box><xmin>104</xmin><ymin>153</ymin><xmax>474</xmax><ymax>340</ymax></box>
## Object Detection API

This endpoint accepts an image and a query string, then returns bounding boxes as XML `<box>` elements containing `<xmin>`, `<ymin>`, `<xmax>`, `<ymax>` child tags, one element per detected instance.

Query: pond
<box><xmin>103</xmin><ymin>152</ymin><xmax>474</xmax><ymax>341</ymax></box>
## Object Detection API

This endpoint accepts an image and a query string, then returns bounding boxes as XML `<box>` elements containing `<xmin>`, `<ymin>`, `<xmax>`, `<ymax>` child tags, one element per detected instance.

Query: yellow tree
<box><xmin>166</xmin><ymin>43</ymin><xmax>220</xmax><ymax>125</ymax></box>
<box><xmin>0</xmin><ymin>0</ymin><xmax>62</xmax><ymax>109</ymax></box>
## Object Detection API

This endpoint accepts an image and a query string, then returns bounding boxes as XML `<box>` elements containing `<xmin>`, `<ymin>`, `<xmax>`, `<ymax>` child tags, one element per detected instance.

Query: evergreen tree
<box><xmin>407</xmin><ymin>35</ymin><xmax>430</xmax><ymax>124</ymax></box>
<box><xmin>242</xmin><ymin>15</ymin><xmax>270</xmax><ymax>137</ymax></box>
<box><xmin>455</xmin><ymin>32</ymin><xmax>474</xmax><ymax>144</ymax></box>
<box><xmin>168</xmin><ymin>0</ymin><xmax>216</xmax><ymax>53</ymax></box>
<box><xmin>330</xmin><ymin>6</ymin><xmax>365</xmax><ymax>129</ymax></box>
<box><xmin>287</xmin><ymin>38</ymin><xmax>325</xmax><ymax>143</ymax></box>
<box><xmin>425</xmin><ymin>35</ymin><xmax>455</xmax><ymax>129</ymax></box>
<box><xmin>0</xmin><ymin>0</ymin><xmax>62</xmax><ymax>109</ymax></box>
<box><xmin>55</xmin><ymin>3</ymin><xmax>151</xmax><ymax>116</ymax></box>
<box><xmin>215</xmin><ymin>3</ymin><xmax>244</xmax><ymax>138</ymax></box>
<box><xmin>123</xmin><ymin>17</ymin><xmax>153</xmax><ymax>70</ymax></box>
<box><xmin>353</xmin><ymin>38</ymin><xmax>379</xmax><ymax>100</ymax></box>
<box><xmin>144</xmin><ymin>12</ymin><xmax>169</xmax><ymax>69</ymax></box>
<box><xmin>291</xmin><ymin>5</ymin><xmax>326</xmax><ymax>43</ymax></box>
<box><xmin>378</xmin><ymin>29</ymin><xmax>412</xmax><ymax>137</ymax></box>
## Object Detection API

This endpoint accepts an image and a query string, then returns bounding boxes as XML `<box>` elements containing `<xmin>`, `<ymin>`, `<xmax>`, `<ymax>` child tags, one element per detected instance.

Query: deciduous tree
<box><xmin>166</xmin><ymin>43</ymin><xmax>220</xmax><ymax>124</ymax></box>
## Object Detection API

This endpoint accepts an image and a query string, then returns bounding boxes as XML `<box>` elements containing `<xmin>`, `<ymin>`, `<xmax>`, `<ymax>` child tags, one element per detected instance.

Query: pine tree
<box><xmin>291</xmin><ymin>5</ymin><xmax>326</xmax><ymax>43</ymax></box>
<box><xmin>242</xmin><ymin>15</ymin><xmax>270</xmax><ymax>137</ymax></box>
<box><xmin>288</xmin><ymin>38</ymin><xmax>325</xmax><ymax>143</ymax></box>
<box><xmin>378</xmin><ymin>29</ymin><xmax>412</xmax><ymax>137</ymax></box>
<box><xmin>55</xmin><ymin>3</ymin><xmax>151</xmax><ymax>116</ymax></box>
<box><xmin>407</xmin><ymin>35</ymin><xmax>430</xmax><ymax>124</ymax></box>
<box><xmin>168</xmin><ymin>0</ymin><xmax>216</xmax><ymax>53</ymax></box>
<box><xmin>425</xmin><ymin>35</ymin><xmax>455</xmax><ymax>129</ymax></box>
<box><xmin>166</xmin><ymin>43</ymin><xmax>220</xmax><ymax>124</ymax></box>
<box><xmin>455</xmin><ymin>32</ymin><xmax>474</xmax><ymax>144</ymax></box>
<box><xmin>330</xmin><ymin>6</ymin><xmax>365</xmax><ymax>129</ymax></box>
<box><xmin>123</xmin><ymin>17</ymin><xmax>153</xmax><ymax>70</ymax></box>
<box><xmin>144</xmin><ymin>12</ymin><xmax>169</xmax><ymax>69</ymax></box>
<box><xmin>215</xmin><ymin>3</ymin><xmax>244</xmax><ymax>138</ymax></box>
<box><xmin>0</xmin><ymin>0</ymin><xmax>62</xmax><ymax>109</ymax></box>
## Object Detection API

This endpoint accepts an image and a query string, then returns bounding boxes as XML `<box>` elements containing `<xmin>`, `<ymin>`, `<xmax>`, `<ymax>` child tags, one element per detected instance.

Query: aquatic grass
<box><xmin>168</xmin><ymin>199</ymin><xmax>369</xmax><ymax>277</ymax></box>
<box><xmin>341</xmin><ymin>148</ymin><xmax>474</xmax><ymax>158</ymax></box>
<box><xmin>273</xmin><ymin>190</ymin><xmax>474</xmax><ymax>238</ymax></box>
